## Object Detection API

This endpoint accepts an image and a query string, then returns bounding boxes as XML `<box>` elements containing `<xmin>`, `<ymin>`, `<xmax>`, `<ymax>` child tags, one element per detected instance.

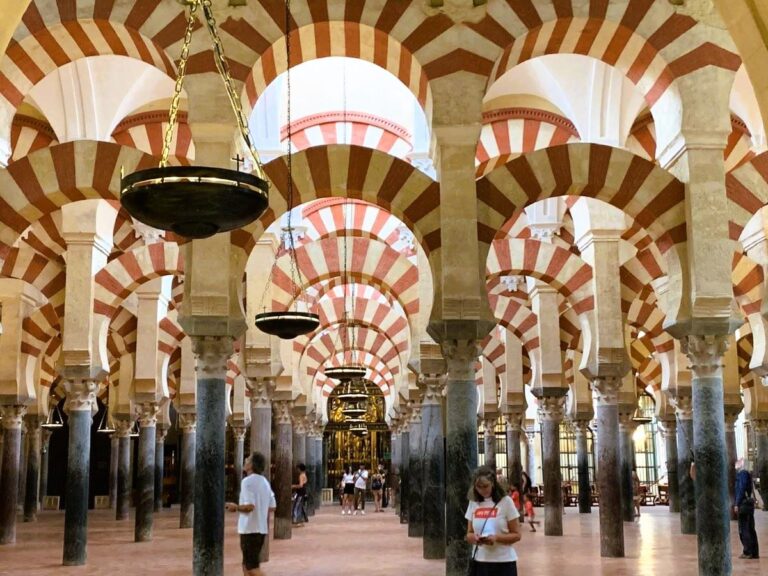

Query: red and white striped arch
<box><xmin>476</xmin><ymin>108</ymin><xmax>580</xmax><ymax>178</ymax></box>
<box><xmin>10</xmin><ymin>114</ymin><xmax>58</xmax><ymax>161</ymax></box>
<box><xmin>106</xmin><ymin>307</ymin><xmax>138</xmax><ymax>359</ymax></box>
<box><xmin>111</xmin><ymin>110</ymin><xmax>195</xmax><ymax>164</ymax></box>
<box><xmin>732</xmin><ymin>251</ymin><xmax>764</xmax><ymax>317</ymax></box>
<box><xmin>726</xmin><ymin>152</ymin><xmax>768</xmax><ymax>241</ymax></box>
<box><xmin>487</xmin><ymin>293</ymin><xmax>539</xmax><ymax>353</ymax></box>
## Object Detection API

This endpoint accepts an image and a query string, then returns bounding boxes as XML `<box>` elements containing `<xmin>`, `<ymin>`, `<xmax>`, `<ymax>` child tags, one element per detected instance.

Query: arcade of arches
<box><xmin>1</xmin><ymin>1</ymin><xmax>768</xmax><ymax>575</ymax></box>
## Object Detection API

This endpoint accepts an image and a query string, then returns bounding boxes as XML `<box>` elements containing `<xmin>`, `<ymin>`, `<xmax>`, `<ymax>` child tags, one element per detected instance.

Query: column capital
<box><xmin>591</xmin><ymin>375</ymin><xmax>621</xmax><ymax>406</ymax></box>
<box><xmin>178</xmin><ymin>413</ymin><xmax>197</xmax><ymax>433</ymax></box>
<box><xmin>571</xmin><ymin>419</ymin><xmax>592</xmax><ymax>436</ymax></box>
<box><xmin>156</xmin><ymin>427</ymin><xmax>169</xmax><ymax>442</ymax></box>
<box><xmin>114</xmin><ymin>419</ymin><xmax>134</xmax><ymax>438</ymax></box>
<box><xmin>0</xmin><ymin>404</ymin><xmax>27</xmax><ymax>429</ymax></box>
<box><xmin>674</xmin><ymin>395</ymin><xmax>693</xmax><ymax>421</ymax></box>
<box><xmin>25</xmin><ymin>416</ymin><xmax>41</xmax><ymax>435</ymax></box>
<box><xmin>658</xmin><ymin>419</ymin><xmax>677</xmax><ymax>439</ymax></box>
<box><xmin>418</xmin><ymin>374</ymin><xmax>446</xmax><ymax>406</ymax></box>
<box><xmin>752</xmin><ymin>419</ymin><xmax>768</xmax><ymax>434</ymax></box>
<box><xmin>274</xmin><ymin>400</ymin><xmax>293</xmax><ymax>425</ymax></box>
<box><xmin>409</xmin><ymin>404</ymin><xmax>423</xmax><ymax>425</ymax></box>
<box><xmin>537</xmin><ymin>395</ymin><xmax>566</xmax><ymax>422</ymax></box>
<box><xmin>723</xmin><ymin>411</ymin><xmax>740</xmax><ymax>428</ymax></box>
<box><xmin>680</xmin><ymin>334</ymin><xmax>729</xmax><ymax>378</ymax></box>
<box><xmin>63</xmin><ymin>379</ymin><xmax>99</xmax><ymax>413</ymax></box>
<box><xmin>618</xmin><ymin>411</ymin><xmax>638</xmax><ymax>432</ymax></box>
<box><xmin>136</xmin><ymin>402</ymin><xmax>159</xmax><ymax>428</ymax></box>
<box><xmin>439</xmin><ymin>339</ymin><xmax>483</xmax><ymax>380</ymax></box>
<box><xmin>504</xmin><ymin>413</ymin><xmax>524</xmax><ymax>432</ymax></box>
<box><xmin>191</xmin><ymin>336</ymin><xmax>232</xmax><ymax>376</ymax></box>
<box><xmin>482</xmin><ymin>414</ymin><xmax>498</xmax><ymax>431</ymax></box>
<box><xmin>230</xmin><ymin>424</ymin><xmax>247</xmax><ymax>441</ymax></box>
<box><xmin>247</xmin><ymin>377</ymin><xmax>275</xmax><ymax>408</ymax></box>
<box><xmin>293</xmin><ymin>416</ymin><xmax>307</xmax><ymax>435</ymax></box>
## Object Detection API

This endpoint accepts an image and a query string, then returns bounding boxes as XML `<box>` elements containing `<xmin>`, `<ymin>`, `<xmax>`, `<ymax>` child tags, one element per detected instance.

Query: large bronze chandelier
<box><xmin>120</xmin><ymin>0</ymin><xmax>269</xmax><ymax>239</ymax></box>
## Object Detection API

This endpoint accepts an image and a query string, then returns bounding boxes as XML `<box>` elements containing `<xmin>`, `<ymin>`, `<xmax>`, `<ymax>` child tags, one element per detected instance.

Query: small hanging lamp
<box><xmin>254</xmin><ymin>0</ymin><xmax>319</xmax><ymax>339</ymax></box>
<box><xmin>120</xmin><ymin>0</ymin><xmax>269</xmax><ymax>239</ymax></box>
<box><xmin>41</xmin><ymin>403</ymin><xmax>64</xmax><ymax>430</ymax></box>
<box><xmin>96</xmin><ymin>404</ymin><xmax>116</xmax><ymax>434</ymax></box>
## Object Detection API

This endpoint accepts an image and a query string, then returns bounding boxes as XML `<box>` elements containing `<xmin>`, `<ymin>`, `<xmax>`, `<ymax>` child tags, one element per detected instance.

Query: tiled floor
<box><xmin>0</xmin><ymin>506</ymin><xmax>765</xmax><ymax>575</ymax></box>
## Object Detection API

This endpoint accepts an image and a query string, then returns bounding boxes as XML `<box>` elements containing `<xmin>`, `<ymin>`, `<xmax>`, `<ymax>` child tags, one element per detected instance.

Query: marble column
<box><xmin>399</xmin><ymin>427</ymin><xmax>410</xmax><ymax>524</ymax></box>
<box><xmin>303</xmin><ymin>431</ymin><xmax>315</xmax><ymax>516</ymax></box>
<box><xmin>115</xmin><ymin>420</ymin><xmax>132</xmax><ymax>521</ymax></box>
<box><xmin>192</xmin><ymin>337</ymin><xmax>230</xmax><ymax>576</ymax></box>
<box><xmin>39</xmin><ymin>429</ymin><xmax>52</xmax><ymax>505</ymax></box>
<box><xmin>0</xmin><ymin>405</ymin><xmax>26</xmax><ymax>544</ymax></box>
<box><xmin>483</xmin><ymin>416</ymin><xmax>497</xmax><ymax>471</ymax></box>
<box><xmin>443</xmin><ymin>341</ymin><xmax>480</xmax><ymax>576</ymax></box>
<box><xmin>676</xmin><ymin>397</ymin><xmax>696</xmax><ymax>534</ymax></box>
<box><xmin>154</xmin><ymin>427</ymin><xmax>167</xmax><ymax>513</ymax></box>
<box><xmin>109</xmin><ymin>433</ymin><xmax>119</xmax><ymax>509</ymax></box>
<box><xmin>62</xmin><ymin>379</ymin><xmax>98</xmax><ymax>566</ymax></box>
<box><xmin>753</xmin><ymin>420</ymin><xmax>768</xmax><ymax>513</ymax></box>
<box><xmin>421</xmin><ymin>377</ymin><xmax>445</xmax><ymax>559</ymax></box>
<box><xmin>391</xmin><ymin>430</ymin><xmax>401</xmax><ymax>515</ymax></box>
<box><xmin>248</xmin><ymin>379</ymin><xmax>273</xmax><ymax>562</ymax></box>
<box><xmin>592</xmin><ymin>378</ymin><xmax>624</xmax><ymax>557</ymax></box>
<box><xmin>683</xmin><ymin>335</ymin><xmax>731</xmax><ymax>576</ymax></box>
<box><xmin>618</xmin><ymin>413</ymin><xmax>636</xmax><ymax>522</ymax></box>
<box><xmin>538</xmin><ymin>395</ymin><xmax>566</xmax><ymax>536</ymax></box>
<box><xmin>23</xmin><ymin>417</ymin><xmax>41</xmax><ymax>522</ymax></box>
<box><xmin>660</xmin><ymin>420</ymin><xmax>680</xmax><ymax>513</ymax></box>
<box><xmin>505</xmin><ymin>416</ymin><xmax>523</xmax><ymax>492</ymax></box>
<box><xmin>273</xmin><ymin>400</ymin><xmax>293</xmax><ymax>540</ymax></box>
<box><xmin>292</xmin><ymin>423</ymin><xmax>306</xmax><ymax>471</ymax></box>
<box><xmin>724</xmin><ymin>414</ymin><xmax>738</xmax><ymax>519</ymax></box>
<box><xmin>135</xmin><ymin>404</ymin><xmax>158</xmax><ymax>542</ymax></box>
<box><xmin>315</xmin><ymin>435</ymin><xmax>323</xmax><ymax>512</ymax></box>
<box><xmin>231</xmin><ymin>425</ymin><xmax>246</xmax><ymax>502</ymax></box>
<box><xmin>17</xmin><ymin>422</ymin><xmax>28</xmax><ymax>511</ymax></box>
<box><xmin>408</xmin><ymin>405</ymin><xmax>424</xmax><ymax>538</ymax></box>
<box><xmin>179</xmin><ymin>414</ymin><xmax>196</xmax><ymax>529</ymax></box>
<box><xmin>525</xmin><ymin>430</ymin><xmax>537</xmax><ymax>480</ymax></box>
<box><xmin>573</xmin><ymin>420</ymin><xmax>592</xmax><ymax>514</ymax></box>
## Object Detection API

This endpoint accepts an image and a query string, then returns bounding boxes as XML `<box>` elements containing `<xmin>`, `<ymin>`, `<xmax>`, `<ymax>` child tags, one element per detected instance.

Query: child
<box><xmin>524</xmin><ymin>494</ymin><xmax>539</xmax><ymax>532</ymax></box>
<box><xmin>509</xmin><ymin>485</ymin><xmax>522</xmax><ymax>516</ymax></box>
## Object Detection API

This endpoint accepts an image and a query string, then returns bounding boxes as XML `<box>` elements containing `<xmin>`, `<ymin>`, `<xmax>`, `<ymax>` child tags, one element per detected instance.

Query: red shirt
<box><xmin>524</xmin><ymin>500</ymin><xmax>534</xmax><ymax>518</ymax></box>
<box><xmin>511</xmin><ymin>490</ymin><xmax>520</xmax><ymax>510</ymax></box>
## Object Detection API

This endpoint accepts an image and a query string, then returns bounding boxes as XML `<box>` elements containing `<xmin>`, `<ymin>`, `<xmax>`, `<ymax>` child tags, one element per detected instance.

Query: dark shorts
<box><xmin>240</xmin><ymin>533</ymin><xmax>265</xmax><ymax>570</ymax></box>
<box><xmin>469</xmin><ymin>560</ymin><xmax>517</xmax><ymax>576</ymax></box>
<box><xmin>344</xmin><ymin>483</ymin><xmax>355</xmax><ymax>495</ymax></box>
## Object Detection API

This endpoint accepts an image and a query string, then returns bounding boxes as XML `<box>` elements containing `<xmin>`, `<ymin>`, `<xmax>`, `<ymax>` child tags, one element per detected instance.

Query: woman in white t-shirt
<box><xmin>340</xmin><ymin>466</ymin><xmax>355</xmax><ymax>515</ymax></box>
<box><xmin>465</xmin><ymin>465</ymin><xmax>521</xmax><ymax>576</ymax></box>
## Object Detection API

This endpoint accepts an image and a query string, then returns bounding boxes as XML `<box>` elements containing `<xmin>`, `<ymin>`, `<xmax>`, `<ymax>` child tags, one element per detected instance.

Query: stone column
<box><xmin>39</xmin><ymin>428</ymin><xmax>52</xmax><ymax>505</ymax></box>
<box><xmin>304</xmin><ymin>428</ymin><xmax>315</xmax><ymax>516</ymax></box>
<box><xmin>724</xmin><ymin>413</ymin><xmax>739</xmax><ymax>518</ymax></box>
<box><xmin>192</xmin><ymin>337</ymin><xmax>231</xmax><ymax>576</ymax></box>
<box><xmin>23</xmin><ymin>416</ymin><xmax>41</xmax><ymax>522</ymax></box>
<box><xmin>0</xmin><ymin>405</ymin><xmax>26</xmax><ymax>544</ymax></box>
<box><xmin>62</xmin><ymin>379</ymin><xmax>98</xmax><ymax>565</ymax></box>
<box><xmin>17</xmin><ymin>422</ymin><xmax>28</xmax><ymax>511</ymax></box>
<box><xmin>592</xmin><ymin>378</ymin><xmax>624</xmax><ymax>557</ymax></box>
<box><xmin>135</xmin><ymin>403</ymin><xmax>158</xmax><ymax>542</ymax></box>
<box><xmin>421</xmin><ymin>376</ymin><xmax>445</xmax><ymax>559</ymax></box>
<box><xmin>753</xmin><ymin>420</ymin><xmax>768</xmax><ymax>510</ymax></box>
<box><xmin>115</xmin><ymin>419</ymin><xmax>132</xmax><ymax>521</ymax></box>
<box><xmin>526</xmin><ymin>430</ymin><xmax>537</xmax><ymax>480</ymax></box>
<box><xmin>399</xmin><ymin>425</ymin><xmax>410</xmax><ymax>524</ymax></box>
<box><xmin>109</xmin><ymin>433</ymin><xmax>119</xmax><ymax>509</ymax></box>
<box><xmin>505</xmin><ymin>415</ymin><xmax>523</xmax><ymax>491</ymax></box>
<box><xmin>537</xmin><ymin>394</ymin><xmax>566</xmax><ymax>536</ymax></box>
<box><xmin>315</xmin><ymin>435</ymin><xmax>323</xmax><ymax>511</ymax></box>
<box><xmin>676</xmin><ymin>397</ymin><xmax>696</xmax><ymax>534</ymax></box>
<box><xmin>408</xmin><ymin>404</ymin><xmax>424</xmax><ymax>538</ymax></box>
<box><xmin>442</xmin><ymin>340</ymin><xmax>481</xmax><ymax>576</ymax></box>
<box><xmin>618</xmin><ymin>413</ymin><xmax>636</xmax><ymax>522</ymax></box>
<box><xmin>247</xmin><ymin>378</ymin><xmax>274</xmax><ymax>561</ymax></box>
<box><xmin>273</xmin><ymin>400</ymin><xmax>293</xmax><ymax>540</ymax></box>
<box><xmin>683</xmin><ymin>335</ymin><xmax>731</xmax><ymax>576</ymax></box>
<box><xmin>178</xmin><ymin>414</ymin><xmax>196</xmax><ymax>529</ymax></box>
<box><xmin>231</xmin><ymin>425</ymin><xmax>246</xmax><ymax>502</ymax></box>
<box><xmin>573</xmin><ymin>420</ymin><xmax>592</xmax><ymax>514</ymax></box>
<box><xmin>391</xmin><ymin>428</ymin><xmax>401</xmax><ymax>515</ymax></box>
<box><xmin>154</xmin><ymin>426</ymin><xmax>167</xmax><ymax>513</ymax></box>
<box><xmin>659</xmin><ymin>420</ymin><xmax>680</xmax><ymax>513</ymax></box>
<box><xmin>292</xmin><ymin>419</ymin><xmax>306</xmax><ymax>471</ymax></box>
<box><xmin>483</xmin><ymin>415</ymin><xmax>497</xmax><ymax>471</ymax></box>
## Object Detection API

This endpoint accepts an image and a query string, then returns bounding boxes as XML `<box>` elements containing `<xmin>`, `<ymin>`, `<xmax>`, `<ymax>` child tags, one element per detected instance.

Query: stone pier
<box><xmin>179</xmin><ymin>414</ymin><xmax>196</xmax><ymax>529</ymax></box>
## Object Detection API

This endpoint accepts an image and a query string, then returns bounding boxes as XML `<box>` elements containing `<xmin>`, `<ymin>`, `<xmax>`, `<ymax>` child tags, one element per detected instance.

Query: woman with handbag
<box><xmin>465</xmin><ymin>465</ymin><xmax>522</xmax><ymax>576</ymax></box>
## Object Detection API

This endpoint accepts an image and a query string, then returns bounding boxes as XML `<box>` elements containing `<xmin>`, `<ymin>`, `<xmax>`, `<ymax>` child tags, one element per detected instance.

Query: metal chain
<box><xmin>160</xmin><ymin>0</ymin><xmax>198</xmax><ymax>168</ymax></box>
<box><xmin>200</xmin><ymin>0</ymin><xmax>267</xmax><ymax>181</ymax></box>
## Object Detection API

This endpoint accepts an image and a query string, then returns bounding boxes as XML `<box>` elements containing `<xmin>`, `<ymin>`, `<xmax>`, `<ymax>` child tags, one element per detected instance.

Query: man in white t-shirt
<box><xmin>353</xmin><ymin>463</ymin><xmax>369</xmax><ymax>515</ymax></box>
<box><xmin>226</xmin><ymin>452</ymin><xmax>276</xmax><ymax>576</ymax></box>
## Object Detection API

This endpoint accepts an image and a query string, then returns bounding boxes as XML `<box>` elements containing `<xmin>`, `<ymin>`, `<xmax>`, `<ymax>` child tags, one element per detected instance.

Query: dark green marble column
<box><xmin>273</xmin><ymin>401</ymin><xmax>293</xmax><ymax>540</ymax></box>
<box><xmin>676</xmin><ymin>399</ymin><xmax>696</xmax><ymax>535</ymax></box>
<box><xmin>420</xmin><ymin>378</ymin><xmax>445</xmax><ymax>559</ymax></box>
<box><xmin>135</xmin><ymin>405</ymin><xmax>157</xmax><ymax>542</ymax></box>
<box><xmin>573</xmin><ymin>420</ymin><xmax>591</xmax><ymax>514</ymax></box>
<box><xmin>23</xmin><ymin>417</ymin><xmax>41</xmax><ymax>522</ymax></box>
<box><xmin>0</xmin><ymin>406</ymin><xmax>26</xmax><ymax>544</ymax></box>
<box><xmin>178</xmin><ymin>414</ymin><xmax>196</xmax><ymax>529</ymax></box>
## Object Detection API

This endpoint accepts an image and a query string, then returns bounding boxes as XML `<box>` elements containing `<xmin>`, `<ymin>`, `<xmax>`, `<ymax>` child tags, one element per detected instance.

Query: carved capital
<box><xmin>658</xmin><ymin>419</ymin><xmax>677</xmax><ymax>439</ymax></box>
<box><xmin>571</xmin><ymin>419</ymin><xmax>592</xmax><ymax>436</ymax></box>
<box><xmin>191</xmin><ymin>336</ymin><xmax>232</xmax><ymax>377</ymax></box>
<box><xmin>136</xmin><ymin>403</ymin><xmax>159</xmax><ymax>428</ymax></box>
<box><xmin>231</xmin><ymin>425</ymin><xmax>247</xmax><ymax>441</ymax></box>
<box><xmin>483</xmin><ymin>416</ymin><xmax>498</xmax><ymax>432</ymax></box>
<box><xmin>274</xmin><ymin>400</ymin><xmax>293</xmax><ymax>425</ymax></box>
<box><xmin>752</xmin><ymin>419</ymin><xmax>768</xmax><ymax>435</ymax></box>
<box><xmin>409</xmin><ymin>404</ymin><xmax>423</xmax><ymax>425</ymax></box>
<box><xmin>537</xmin><ymin>395</ymin><xmax>566</xmax><ymax>422</ymax></box>
<box><xmin>178</xmin><ymin>413</ymin><xmax>197</xmax><ymax>433</ymax></box>
<box><xmin>25</xmin><ymin>416</ymin><xmax>41</xmax><ymax>437</ymax></box>
<box><xmin>114</xmin><ymin>419</ymin><xmax>134</xmax><ymax>438</ymax></box>
<box><xmin>156</xmin><ymin>427</ymin><xmax>169</xmax><ymax>443</ymax></box>
<box><xmin>591</xmin><ymin>376</ymin><xmax>621</xmax><ymax>406</ymax></box>
<box><xmin>0</xmin><ymin>405</ymin><xmax>27</xmax><ymax>429</ymax></box>
<box><xmin>419</xmin><ymin>374</ymin><xmax>446</xmax><ymax>406</ymax></box>
<box><xmin>293</xmin><ymin>417</ymin><xmax>307</xmax><ymax>435</ymax></box>
<box><xmin>439</xmin><ymin>339</ymin><xmax>483</xmax><ymax>380</ymax></box>
<box><xmin>63</xmin><ymin>379</ymin><xmax>99</xmax><ymax>413</ymax></box>
<box><xmin>248</xmin><ymin>377</ymin><xmax>275</xmax><ymax>408</ymax></box>
<box><xmin>504</xmin><ymin>413</ymin><xmax>524</xmax><ymax>433</ymax></box>
<box><xmin>674</xmin><ymin>395</ymin><xmax>693</xmax><ymax>421</ymax></box>
<box><xmin>681</xmin><ymin>334</ymin><xmax>729</xmax><ymax>378</ymax></box>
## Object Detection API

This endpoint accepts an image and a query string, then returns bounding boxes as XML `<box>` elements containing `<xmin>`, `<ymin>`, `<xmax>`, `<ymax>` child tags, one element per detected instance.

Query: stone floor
<box><xmin>0</xmin><ymin>505</ymin><xmax>765</xmax><ymax>575</ymax></box>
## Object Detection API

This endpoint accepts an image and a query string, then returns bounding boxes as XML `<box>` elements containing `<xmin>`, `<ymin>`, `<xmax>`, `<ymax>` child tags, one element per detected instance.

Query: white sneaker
<box><xmin>341</xmin><ymin>510</ymin><xmax>346</xmax><ymax>515</ymax></box>
<box><xmin>353</xmin><ymin>510</ymin><xmax>358</xmax><ymax>516</ymax></box>
<box><xmin>361</xmin><ymin>511</ymin><xmax>366</xmax><ymax>515</ymax></box>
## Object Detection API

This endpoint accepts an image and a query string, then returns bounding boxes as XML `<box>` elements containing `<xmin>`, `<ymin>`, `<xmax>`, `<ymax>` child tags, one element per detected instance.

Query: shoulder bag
<box><xmin>467</xmin><ymin>501</ymin><xmax>498</xmax><ymax>576</ymax></box>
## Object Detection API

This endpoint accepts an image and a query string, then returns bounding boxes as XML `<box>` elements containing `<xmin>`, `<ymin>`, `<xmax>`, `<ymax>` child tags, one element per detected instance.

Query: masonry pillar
<box><xmin>0</xmin><ymin>405</ymin><xmax>26</xmax><ymax>543</ymax></box>
<box><xmin>135</xmin><ymin>403</ymin><xmax>158</xmax><ymax>542</ymax></box>
<box><xmin>420</xmin><ymin>375</ymin><xmax>445</xmax><ymax>559</ymax></box>
<box><xmin>231</xmin><ymin>425</ymin><xmax>246</xmax><ymax>502</ymax></box>
<box><xmin>114</xmin><ymin>419</ymin><xmax>132</xmax><ymax>521</ymax></box>
<box><xmin>659</xmin><ymin>420</ymin><xmax>680</xmax><ymax>513</ymax></box>
<box><xmin>17</xmin><ymin>422</ymin><xmax>27</xmax><ymax>512</ymax></box>
<box><xmin>537</xmin><ymin>394</ymin><xmax>566</xmax><ymax>536</ymax></box>
<box><xmin>592</xmin><ymin>378</ymin><xmax>624</xmax><ymax>557</ymax></box>
<box><xmin>273</xmin><ymin>400</ymin><xmax>293</xmax><ymax>540</ymax></box>
<box><xmin>676</xmin><ymin>397</ymin><xmax>696</xmax><ymax>534</ymax></box>
<box><xmin>62</xmin><ymin>379</ymin><xmax>99</xmax><ymax>565</ymax></box>
<box><xmin>39</xmin><ymin>428</ymin><xmax>52</xmax><ymax>505</ymax></box>
<box><xmin>407</xmin><ymin>403</ymin><xmax>424</xmax><ymax>537</ymax></box>
<box><xmin>154</xmin><ymin>426</ymin><xmax>167</xmax><ymax>513</ymax></box>
<box><xmin>618</xmin><ymin>412</ymin><xmax>636</xmax><ymax>522</ymax></box>
<box><xmin>23</xmin><ymin>416</ymin><xmax>41</xmax><ymax>521</ymax></box>
<box><xmin>178</xmin><ymin>414</ymin><xmax>196</xmax><ymax>529</ymax></box>
<box><xmin>573</xmin><ymin>420</ymin><xmax>591</xmax><ymax>514</ymax></box>
<box><xmin>109</xmin><ymin>433</ymin><xmax>119</xmax><ymax>509</ymax></box>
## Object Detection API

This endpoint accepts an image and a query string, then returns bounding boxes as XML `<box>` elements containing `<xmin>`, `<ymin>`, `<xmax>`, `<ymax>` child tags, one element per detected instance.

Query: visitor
<box><xmin>632</xmin><ymin>469</ymin><xmax>642</xmax><ymax>519</ymax></box>
<box><xmin>509</xmin><ymin>484</ymin><xmax>522</xmax><ymax>516</ymax></box>
<box><xmin>523</xmin><ymin>493</ymin><xmax>539</xmax><ymax>532</ymax></box>
<box><xmin>291</xmin><ymin>463</ymin><xmax>308</xmax><ymax>526</ymax></box>
<box><xmin>225</xmin><ymin>452</ymin><xmax>276</xmax><ymax>576</ymax></box>
<box><xmin>371</xmin><ymin>465</ymin><xmax>385</xmax><ymax>512</ymax></box>
<box><xmin>341</xmin><ymin>465</ymin><xmax>355</xmax><ymax>515</ymax></box>
<box><xmin>465</xmin><ymin>465</ymin><xmax>522</xmax><ymax>576</ymax></box>
<box><xmin>353</xmin><ymin>463</ymin><xmax>369</xmax><ymax>515</ymax></box>
<box><xmin>520</xmin><ymin>470</ymin><xmax>532</xmax><ymax>497</ymax></box>
<box><xmin>734</xmin><ymin>459</ymin><xmax>760</xmax><ymax>560</ymax></box>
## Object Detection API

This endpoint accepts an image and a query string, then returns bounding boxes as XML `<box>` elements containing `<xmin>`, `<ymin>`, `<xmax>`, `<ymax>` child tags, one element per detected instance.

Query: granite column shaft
<box><xmin>115</xmin><ymin>423</ymin><xmax>132</xmax><ymax>521</ymax></box>
<box><xmin>179</xmin><ymin>415</ymin><xmax>196</xmax><ymax>529</ymax></box>
<box><xmin>109</xmin><ymin>434</ymin><xmax>119</xmax><ymax>509</ymax></box>
<box><xmin>273</xmin><ymin>401</ymin><xmax>293</xmax><ymax>540</ymax></box>
<box><xmin>677</xmin><ymin>406</ymin><xmax>696</xmax><ymax>534</ymax></box>
<box><xmin>135</xmin><ymin>411</ymin><xmax>156</xmax><ymax>542</ymax></box>
<box><xmin>154</xmin><ymin>429</ymin><xmax>166</xmax><ymax>512</ymax></box>
<box><xmin>619</xmin><ymin>417</ymin><xmax>635</xmax><ymax>522</ymax></box>
<box><xmin>0</xmin><ymin>406</ymin><xmax>26</xmax><ymax>544</ymax></box>
<box><xmin>23</xmin><ymin>418</ymin><xmax>41</xmax><ymax>522</ymax></box>
<box><xmin>39</xmin><ymin>429</ymin><xmax>51</xmax><ymax>505</ymax></box>
<box><xmin>231</xmin><ymin>427</ymin><xmax>245</xmax><ymax>502</ymax></box>
<box><xmin>505</xmin><ymin>421</ymin><xmax>522</xmax><ymax>492</ymax></box>
<box><xmin>408</xmin><ymin>408</ymin><xmax>424</xmax><ymax>537</ymax></box>
<box><xmin>754</xmin><ymin>424</ymin><xmax>768</xmax><ymax>507</ymax></box>
<box><xmin>421</xmin><ymin>390</ymin><xmax>445</xmax><ymax>559</ymax></box>
<box><xmin>593</xmin><ymin>383</ymin><xmax>624</xmax><ymax>558</ymax></box>
<box><xmin>399</xmin><ymin>429</ymin><xmax>410</xmax><ymax>524</ymax></box>
<box><xmin>574</xmin><ymin>422</ymin><xmax>591</xmax><ymax>514</ymax></box>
